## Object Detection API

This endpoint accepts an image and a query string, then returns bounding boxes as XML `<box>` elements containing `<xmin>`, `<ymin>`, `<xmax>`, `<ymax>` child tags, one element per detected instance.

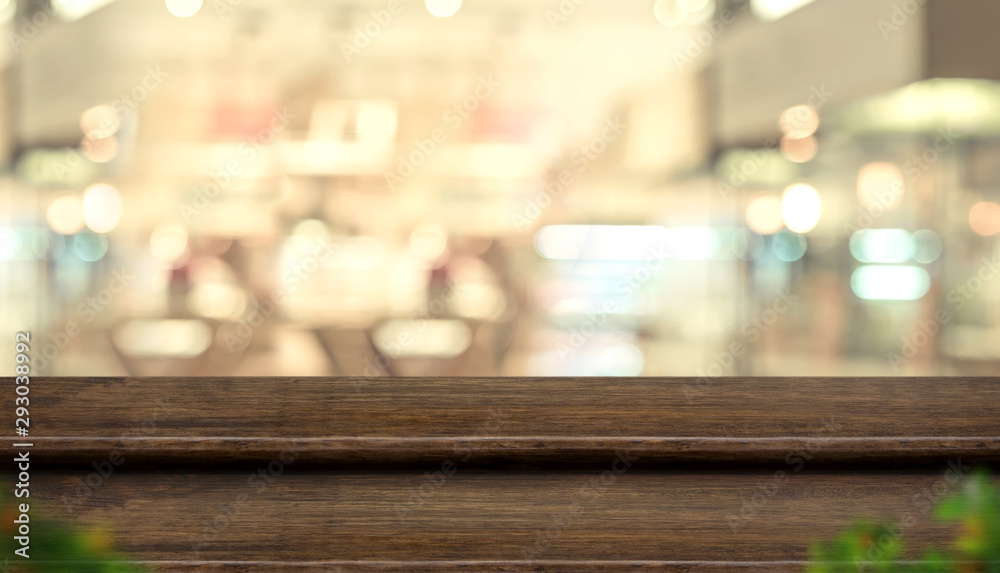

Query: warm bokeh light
<box><xmin>425</xmin><ymin>0</ymin><xmax>462</xmax><ymax>18</ymax></box>
<box><xmin>781</xmin><ymin>183</ymin><xmax>822</xmax><ymax>233</ymax></box>
<box><xmin>150</xmin><ymin>223</ymin><xmax>189</xmax><ymax>262</ymax></box>
<box><xmin>81</xmin><ymin>134</ymin><xmax>119</xmax><ymax>163</ymax></box>
<box><xmin>780</xmin><ymin>135</ymin><xmax>818</xmax><ymax>163</ymax></box>
<box><xmin>165</xmin><ymin>0</ymin><xmax>202</xmax><ymax>17</ymax></box>
<box><xmin>745</xmin><ymin>195</ymin><xmax>784</xmax><ymax>235</ymax></box>
<box><xmin>857</xmin><ymin>162</ymin><xmax>904</xmax><ymax>210</ymax></box>
<box><xmin>969</xmin><ymin>201</ymin><xmax>1000</xmax><ymax>236</ymax></box>
<box><xmin>80</xmin><ymin>105</ymin><xmax>120</xmax><ymax>139</ymax></box>
<box><xmin>778</xmin><ymin>105</ymin><xmax>819</xmax><ymax>139</ymax></box>
<box><xmin>82</xmin><ymin>183</ymin><xmax>122</xmax><ymax>233</ymax></box>
<box><xmin>653</xmin><ymin>0</ymin><xmax>687</xmax><ymax>26</ymax></box>
<box><xmin>46</xmin><ymin>195</ymin><xmax>85</xmax><ymax>235</ymax></box>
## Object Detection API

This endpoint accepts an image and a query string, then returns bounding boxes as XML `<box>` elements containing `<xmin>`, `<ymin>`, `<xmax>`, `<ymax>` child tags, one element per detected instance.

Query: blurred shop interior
<box><xmin>3</xmin><ymin>0</ymin><xmax>1000</xmax><ymax>377</ymax></box>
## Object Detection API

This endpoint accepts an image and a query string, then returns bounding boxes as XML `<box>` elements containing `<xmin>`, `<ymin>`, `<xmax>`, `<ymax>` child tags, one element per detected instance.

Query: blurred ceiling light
<box><xmin>425</xmin><ymin>0</ymin><xmax>462</xmax><ymax>18</ymax></box>
<box><xmin>188</xmin><ymin>283</ymin><xmax>247</xmax><ymax>320</ymax></box>
<box><xmin>745</xmin><ymin>195</ymin><xmax>784</xmax><ymax>235</ymax></box>
<box><xmin>355</xmin><ymin>102</ymin><xmax>398</xmax><ymax>144</ymax></box>
<box><xmin>80</xmin><ymin>105</ymin><xmax>120</xmax><ymax>139</ymax></box>
<box><xmin>772</xmin><ymin>229</ymin><xmax>807</xmax><ymax>262</ymax></box>
<box><xmin>687</xmin><ymin>0</ymin><xmax>712</xmax><ymax>10</ymax></box>
<box><xmin>851</xmin><ymin>265</ymin><xmax>931</xmax><ymax>301</ymax></box>
<box><xmin>857</xmin><ymin>162</ymin><xmax>904</xmax><ymax>210</ymax></box>
<box><xmin>913</xmin><ymin>229</ymin><xmax>942</xmax><ymax>263</ymax></box>
<box><xmin>969</xmin><ymin>201</ymin><xmax>1000</xmax><ymax>236</ymax></box>
<box><xmin>781</xmin><ymin>183</ymin><xmax>821</xmax><ymax>233</ymax></box>
<box><xmin>778</xmin><ymin>105</ymin><xmax>819</xmax><ymax>139</ymax></box>
<box><xmin>751</xmin><ymin>0</ymin><xmax>817</xmax><ymax>21</ymax></box>
<box><xmin>150</xmin><ymin>223</ymin><xmax>189</xmax><ymax>262</ymax></box>
<box><xmin>82</xmin><ymin>183</ymin><xmax>122</xmax><ymax>233</ymax></box>
<box><xmin>835</xmin><ymin>79</ymin><xmax>1000</xmax><ymax>135</ymax></box>
<box><xmin>374</xmin><ymin>319</ymin><xmax>471</xmax><ymax>358</ymax></box>
<box><xmin>653</xmin><ymin>0</ymin><xmax>687</xmax><ymax>26</ymax></box>
<box><xmin>46</xmin><ymin>195</ymin><xmax>85</xmax><ymax>235</ymax></box>
<box><xmin>669</xmin><ymin>226</ymin><xmax>721</xmax><ymax>260</ymax></box>
<box><xmin>849</xmin><ymin>229</ymin><xmax>915</xmax><ymax>263</ymax></box>
<box><xmin>53</xmin><ymin>0</ymin><xmax>117</xmax><ymax>21</ymax></box>
<box><xmin>410</xmin><ymin>224</ymin><xmax>448</xmax><ymax>262</ymax></box>
<box><xmin>113</xmin><ymin>319</ymin><xmax>212</xmax><ymax>358</ymax></box>
<box><xmin>72</xmin><ymin>231</ymin><xmax>108</xmax><ymax>262</ymax></box>
<box><xmin>165</xmin><ymin>0</ymin><xmax>202</xmax><ymax>17</ymax></box>
<box><xmin>534</xmin><ymin>225</ymin><xmax>671</xmax><ymax>261</ymax></box>
<box><xmin>779</xmin><ymin>135</ymin><xmax>817</xmax><ymax>163</ymax></box>
<box><xmin>81</xmin><ymin>134</ymin><xmax>119</xmax><ymax>163</ymax></box>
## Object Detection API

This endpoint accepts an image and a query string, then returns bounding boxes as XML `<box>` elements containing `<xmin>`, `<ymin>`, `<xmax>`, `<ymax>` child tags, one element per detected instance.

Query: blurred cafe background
<box><xmin>2</xmin><ymin>0</ymin><xmax>1000</xmax><ymax>378</ymax></box>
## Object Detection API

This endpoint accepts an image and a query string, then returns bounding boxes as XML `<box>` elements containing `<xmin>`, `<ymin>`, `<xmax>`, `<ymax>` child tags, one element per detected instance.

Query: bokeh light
<box><xmin>778</xmin><ymin>104</ymin><xmax>819</xmax><ymax>139</ymax></box>
<box><xmin>969</xmin><ymin>201</ymin><xmax>1000</xmax><ymax>236</ymax></box>
<box><xmin>47</xmin><ymin>195</ymin><xmax>85</xmax><ymax>235</ymax></box>
<box><xmin>73</xmin><ymin>230</ymin><xmax>109</xmax><ymax>262</ymax></box>
<box><xmin>80</xmin><ymin>105</ymin><xmax>120</xmax><ymax>139</ymax></box>
<box><xmin>166</xmin><ymin>0</ymin><xmax>202</xmax><ymax>17</ymax></box>
<box><xmin>780</xmin><ymin>135</ymin><xmax>818</xmax><ymax>163</ymax></box>
<box><xmin>913</xmin><ymin>229</ymin><xmax>942</xmax><ymax>263</ymax></box>
<box><xmin>745</xmin><ymin>195</ymin><xmax>784</xmax><ymax>235</ymax></box>
<box><xmin>772</xmin><ymin>229</ymin><xmax>807</xmax><ymax>262</ymax></box>
<box><xmin>82</xmin><ymin>184</ymin><xmax>122</xmax><ymax>233</ymax></box>
<box><xmin>653</xmin><ymin>0</ymin><xmax>687</xmax><ymax>26</ymax></box>
<box><xmin>425</xmin><ymin>0</ymin><xmax>462</xmax><ymax>18</ymax></box>
<box><xmin>781</xmin><ymin>183</ymin><xmax>822</xmax><ymax>233</ymax></box>
<box><xmin>857</xmin><ymin>162</ymin><xmax>904</xmax><ymax>210</ymax></box>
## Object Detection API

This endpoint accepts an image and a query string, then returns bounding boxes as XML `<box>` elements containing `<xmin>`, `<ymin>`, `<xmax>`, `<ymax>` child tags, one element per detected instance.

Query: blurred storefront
<box><xmin>2</xmin><ymin>0</ymin><xmax>999</xmax><ymax>378</ymax></box>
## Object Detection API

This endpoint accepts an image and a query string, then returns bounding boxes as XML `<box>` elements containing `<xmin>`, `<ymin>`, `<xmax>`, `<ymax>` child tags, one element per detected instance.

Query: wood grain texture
<box><xmin>3</xmin><ymin>377</ymin><xmax>997</xmax><ymax>571</ymax></box>
<box><xmin>34</xmin><ymin>471</ymin><xmax>960</xmax><ymax>563</ymax></box>
<box><xmin>2</xmin><ymin>377</ymin><xmax>999</xmax><ymax>464</ymax></box>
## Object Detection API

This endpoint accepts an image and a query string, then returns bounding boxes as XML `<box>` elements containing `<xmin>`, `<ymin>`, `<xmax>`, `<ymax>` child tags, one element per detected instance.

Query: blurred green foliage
<box><xmin>0</xmin><ymin>488</ymin><xmax>150</xmax><ymax>573</ymax></box>
<box><xmin>808</xmin><ymin>468</ymin><xmax>1000</xmax><ymax>572</ymax></box>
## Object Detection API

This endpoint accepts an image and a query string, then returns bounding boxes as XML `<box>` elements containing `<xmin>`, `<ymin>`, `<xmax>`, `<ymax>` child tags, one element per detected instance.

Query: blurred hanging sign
<box><xmin>715</xmin><ymin>0</ymin><xmax>1000</xmax><ymax>146</ymax></box>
